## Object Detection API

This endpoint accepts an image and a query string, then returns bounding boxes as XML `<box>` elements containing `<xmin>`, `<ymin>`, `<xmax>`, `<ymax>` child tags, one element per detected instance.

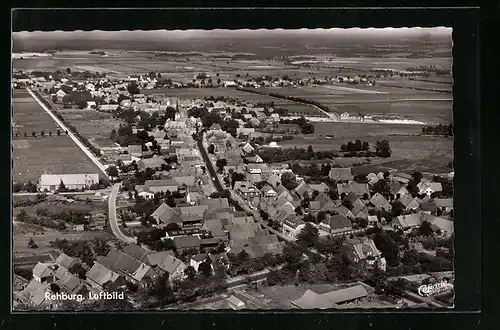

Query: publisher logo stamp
<box><xmin>418</xmin><ymin>280</ymin><xmax>451</xmax><ymax>297</ymax></box>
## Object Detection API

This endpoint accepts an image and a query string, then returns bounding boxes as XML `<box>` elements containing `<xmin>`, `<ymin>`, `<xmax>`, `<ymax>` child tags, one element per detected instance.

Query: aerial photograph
<box><xmin>12</xmin><ymin>27</ymin><xmax>454</xmax><ymax>311</ymax></box>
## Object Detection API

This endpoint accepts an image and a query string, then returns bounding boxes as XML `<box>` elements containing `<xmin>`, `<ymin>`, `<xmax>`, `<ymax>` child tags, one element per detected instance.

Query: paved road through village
<box><xmin>108</xmin><ymin>183</ymin><xmax>136</xmax><ymax>244</ymax></box>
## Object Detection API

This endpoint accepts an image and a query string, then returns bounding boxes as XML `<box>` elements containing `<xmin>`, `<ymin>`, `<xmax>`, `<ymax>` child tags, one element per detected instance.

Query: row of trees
<box><xmin>14</xmin><ymin>128</ymin><xmax>64</xmax><ymax>139</ymax></box>
<box><xmin>421</xmin><ymin>124</ymin><xmax>453</xmax><ymax>136</ymax></box>
<box><xmin>16</xmin><ymin>209</ymin><xmax>66</xmax><ymax>230</ymax></box>
<box><xmin>279</xmin><ymin>117</ymin><xmax>315</xmax><ymax>134</ymax></box>
<box><xmin>340</xmin><ymin>139</ymin><xmax>370</xmax><ymax>152</ymax></box>
<box><xmin>257</xmin><ymin>146</ymin><xmax>339</xmax><ymax>163</ymax></box>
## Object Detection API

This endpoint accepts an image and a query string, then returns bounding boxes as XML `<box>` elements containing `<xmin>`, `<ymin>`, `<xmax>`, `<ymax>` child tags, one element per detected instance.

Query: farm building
<box><xmin>39</xmin><ymin>173</ymin><xmax>100</xmax><ymax>191</ymax></box>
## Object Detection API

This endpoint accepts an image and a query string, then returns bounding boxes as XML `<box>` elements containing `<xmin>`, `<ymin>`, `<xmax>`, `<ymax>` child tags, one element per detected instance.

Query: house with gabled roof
<box><xmin>86</xmin><ymin>262</ymin><xmax>121</xmax><ymax>290</ymax></box>
<box><xmin>293</xmin><ymin>181</ymin><xmax>313</xmax><ymax>200</ymax></box>
<box><xmin>329</xmin><ymin>168</ymin><xmax>354</xmax><ymax>182</ymax></box>
<box><xmin>390</xmin><ymin>183</ymin><xmax>410</xmax><ymax>197</ymax></box>
<box><xmin>351</xmin><ymin>199</ymin><xmax>366</xmax><ymax>216</ymax></box>
<box><xmin>344</xmin><ymin>238</ymin><xmax>386</xmax><ymax>271</ymax></box>
<box><xmin>337</xmin><ymin>182</ymin><xmax>369</xmax><ymax>197</ymax></box>
<box><xmin>420</xmin><ymin>213</ymin><xmax>454</xmax><ymax>236</ymax></box>
<box><xmin>55</xmin><ymin>253</ymin><xmax>75</xmax><ymax>269</ymax></box>
<box><xmin>309</xmin><ymin>182</ymin><xmax>330</xmax><ymax>193</ymax></box>
<box><xmin>435</xmin><ymin>198</ymin><xmax>453</xmax><ymax>213</ymax></box>
<box><xmin>261</xmin><ymin>184</ymin><xmax>278</xmax><ymax>198</ymax></box>
<box><xmin>319</xmin><ymin>215</ymin><xmax>353</xmax><ymax>234</ymax></box>
<box><xmin>151</xmin><ymin>203</ymin><xmax>180</xmax><ymax>226</ymax></box>
<box><xmin>173</xmin><ymin>235</ymin><xmax>201</xmax><ymax>253</ymax></box>
<box><xmin>32</xmin><ymin>262</ymin><xmax>54</xmax><ymax>284</ymax></box>
<box><xmin>369</xmin><ymin>193</ymin><xmax>392</xmax><ymax>211</ymax></box>
<box><xmin>334</xmin><ymin>205</ymin><xmax>355</xmax><ymax>219</ymax></box>
<box><xmin>100</xmin><ymin>248</ymin><xmax>157</xmax><ymax>284</ymax></box>
<box><xmin>394</xmin><ymin>214</ymin><xmax>421</xmax><ymax>230</ymax></box>
<box><xmin>242</xmin><ymin>142</ymin><xmax>255</xmax><ymax>154</ymax></box>
<box><xmin>156</xmin><ymin>254</ymin><xmax>187</xmax><ymax>280</ymax></box>
<box><xmin>266</xmin><ymin>173</ymin><xmax>281</xmax><ymax>188</ymax></box>
<box><xmin>282</xmin><ymin>217</ymin><xmax>306</xmax><ymax>239</ymax></box>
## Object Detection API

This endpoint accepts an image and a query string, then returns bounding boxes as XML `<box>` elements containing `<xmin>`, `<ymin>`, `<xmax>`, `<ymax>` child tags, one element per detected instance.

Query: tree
<box><xmin>24</xmin><ymin>132</ymin><xmax>27</xmax><ymax>137</ymax></box>
<box><xmin>57</xmin><ymin>129</ymin><xmax>61</xmax><ymax>136</ymax></box>
<box><xmin>50</xmin><ymin>283</ymin><xmax>60</xmax><ymax>293</ymax></box>
<box><xmin>76</xmin><ymin>100</ymin><xmax>87</xmax><ymax>109</ymax></box>
<box><xmin>69</xmin><ymin>262</ymin><xmax>87</xmax><ymax>279</ymax></box>
<box><xmin>32</xmin><ymin>130</ymin><xmax>36</xmax><ymax>137</ymax></box>
<box><xmin>199</xmin><ymin>261</ymin><xmax>212</xmax><ymax>277</ymax></box>
<box><xmin>412</xmin><ymin>171</ymin><xmax>423</xmax><ymax>183</ymax></box>
<box><xmin>58</xmin><ymin>180</ymin><xmax>68</xmax><ymax>192</ymax></box>
<box><xmin>28</xmin><ymin>238</ymin><xmax>38</xmax><ymax>249</ymax></box>
<box><xmin>127</xmin><ymin>81</ymin><xmax>140</xmax><ymax>95</ymax></box>
<box><xmin>52</xmin><ymin>95</ymin><xmax>58</xmax><ymax>103</ymax></box>
<box><xmin>418</xmin><ymin>221</ymin><xmax>434</xmax><ymax>236</ymax></box>
<box><xmin>66</xmin><ymin>67</ymin><xmax>72</xmax><ymax>74</ymax></box>
<box><xmin>362</xmin><ymin>141</ymin><xmax>369</xmax><ymax>151</ymax></box>
<box><xmin>110</xmin><ymin>129</ymin><xmax>117</xmax><ymax>141</ymax></box>
<box><xmin>215</xmin><ymin>159</ymin><xmax>227</xmax><ymax>173</ymax></box>
<box><xmin>391</xmin><ymin>201</ymin><xmax>404</xmax><ymax>217</ymax></box>
<box><xmin>207</xmin><ymin>144</ymin><xmax>215</xmax><ymax>154</ymax></box>
<box><xmin>106</xmin><ymin>165</ymin><xmax>119</xmax><ymax>179</ymax></box>
<box><xmin>184</xmin><ymin>265</ymin><xmax>196</xmax><ymax>280</ymax></box>
<box><xmin>375</xmin><ymin>140</ymin><xmax>392</xmax><ymax>158</ymax></box>
<box><xmin>296</xmin><ymin>223</ymin><xmax>319</xmax><ymax>247</ymax></box>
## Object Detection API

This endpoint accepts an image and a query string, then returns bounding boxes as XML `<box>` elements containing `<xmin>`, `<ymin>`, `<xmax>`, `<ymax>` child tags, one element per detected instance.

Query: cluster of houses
<box><xmin>147</xmin><ymin>194</ymin><xmax>285</xmax><ymax>259</ymax></box>
<box><xmin>14</xmin><ymin>245</ymin><xmax>229</xmax><ymax>309</ymax></box>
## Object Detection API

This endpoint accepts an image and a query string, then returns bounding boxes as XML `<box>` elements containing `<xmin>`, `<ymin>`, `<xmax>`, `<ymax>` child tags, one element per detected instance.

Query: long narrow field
<box><xmin>12</xmin><ymin>89</ymin><xmax>106</xmax><ymax>183</ymax></box>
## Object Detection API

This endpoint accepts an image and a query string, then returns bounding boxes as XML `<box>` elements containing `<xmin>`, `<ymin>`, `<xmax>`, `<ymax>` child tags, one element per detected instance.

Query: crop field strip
<box><xmin>12</xmin><ymin>90</ymin><xmax>107</xmax><ymax>183</ymax></box>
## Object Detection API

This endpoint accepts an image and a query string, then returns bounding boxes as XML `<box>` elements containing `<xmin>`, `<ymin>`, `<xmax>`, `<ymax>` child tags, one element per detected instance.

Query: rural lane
<box><xmin>25</xmin><ymin>88</ymin><xmax>110</xmax><ymax>180</ymax></box>
<box><xmin>108</xmin><ymin>183</ymin><xmax>136</xmax><ymax>244</ymax></box>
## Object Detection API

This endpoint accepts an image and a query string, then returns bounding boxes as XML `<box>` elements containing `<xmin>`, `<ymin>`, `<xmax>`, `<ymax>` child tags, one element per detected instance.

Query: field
<box><xmin>56</xmin><ymin>108</ymin><xmax>122</xmax><ymax>148</ymax></box>
<box><xmin>252</xmin><ymin>85</ymin><xmax>452</xmax><ymax>124</ymax></box>
<box><xmin>279</xmin><ymin>121</ymin><xmax>453</xmax><ymax>173</ymax></box>
<box><xmin>12</xmin><ymin>90</ymin><xmax>107</xmax><ymax>183</ymax></box>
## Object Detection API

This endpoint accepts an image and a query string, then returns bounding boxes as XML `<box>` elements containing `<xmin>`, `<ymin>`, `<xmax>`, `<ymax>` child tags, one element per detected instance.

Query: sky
<box><xmin>13</xmin><ymin>27</ymin><xmax>452</xmax><ymax>39</ymax></box>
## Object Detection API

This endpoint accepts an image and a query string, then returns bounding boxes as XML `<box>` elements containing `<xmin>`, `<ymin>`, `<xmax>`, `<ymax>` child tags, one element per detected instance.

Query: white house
<box><xmin>39</xmin><ymin>173</ymin><xmax>100</xmax><ymax>192</ymax></box>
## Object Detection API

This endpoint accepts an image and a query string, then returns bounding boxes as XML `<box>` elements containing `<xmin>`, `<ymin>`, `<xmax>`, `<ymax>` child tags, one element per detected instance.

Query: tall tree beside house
<box><xmin>165</xmin><ymin>107</ymin><xmax>176</xmax><ymax>120</ymax></box>
<box><xmin>32</xmin><ymin>130</ymin><xmax>36</xmax><ymax>137</ymax></box>
<box><xmin>296</xmin><ymin>223</ymin><xmax>319</xmax><ymax>248</ymax></box>
<box><xmin>184</xmin><ymin>265</ymin><xmax>196</xmax><ymax>280</ymax></box>
<box><xmin>40</xmin><ymin>130</ymin><xmax>45</xmax><ymax>137</ymax></box>
<box><xmin>215</xmin><ymin>159</ymin><xmax>227</xmax><ymax>173</ymax></box>
<box><xmin>66</xmin><ymin>67</ymin><xmax>71</xmax><ymax>74</ymax></box>
<box><xmin>58</xmin><ymin>180</ymin><xmax>68</xmax><ymax>192</ymax></box>
<box><xmin>418</xmin><ymin>221</ymin><xmax>434</xmax><ymax>237</ymax></box>
<box><xmin>69</xmin><ymin>262</ymin><xmax>87</xmax><ymax>279</ymax></box>
<box><xmin>127</xmin><ymin>81</ymin><xmax>140</xmax><ymax>95</ymax></box>
<box><xmin>199</xmin><ymin>261</ymin><xmax>212</xmax><ymax>277</ymax></box>
<box><xmin>49</xmin><ymin>131</ymin><xmax>52</xmax><ymax>136</ymax></box>
<box><xmin>412</xmin><ymin>171</ymin><xmax>423</xmax><ymax>183</ymax></box>
<box><xmin>106</xmin><ymin>165</ymin><xmax>119</xmax><ymax>180</ymax></box>
<box><xmin>207</xmin><ymin>144</ymin><xmax>215</xmax><ymax>154</ymax></box>
<box><xmin>52</xmin><ymin>95</ymin><xmax>58</xmax><ymax>103</ymax></box>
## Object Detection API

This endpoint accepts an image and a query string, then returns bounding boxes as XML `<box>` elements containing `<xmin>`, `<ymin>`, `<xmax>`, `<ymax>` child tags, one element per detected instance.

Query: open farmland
<box><xmin>279</xmin><ymin>128</ymin><xmax>452</xmax><ymax>173</ymax></box>
<box><xmin>56</xmin><ymin>109</ymin><xmax>122</xmax><ymax>148</ymax></box>
<box><xmin>251</xmin><ymin>85</ymin><xmax>452</xmax><ymax>124</ymax></box>
<box><xmin>12</xmin><ymin>90</ymin><xmax>106</xmax><ymax>183</ymax></box>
